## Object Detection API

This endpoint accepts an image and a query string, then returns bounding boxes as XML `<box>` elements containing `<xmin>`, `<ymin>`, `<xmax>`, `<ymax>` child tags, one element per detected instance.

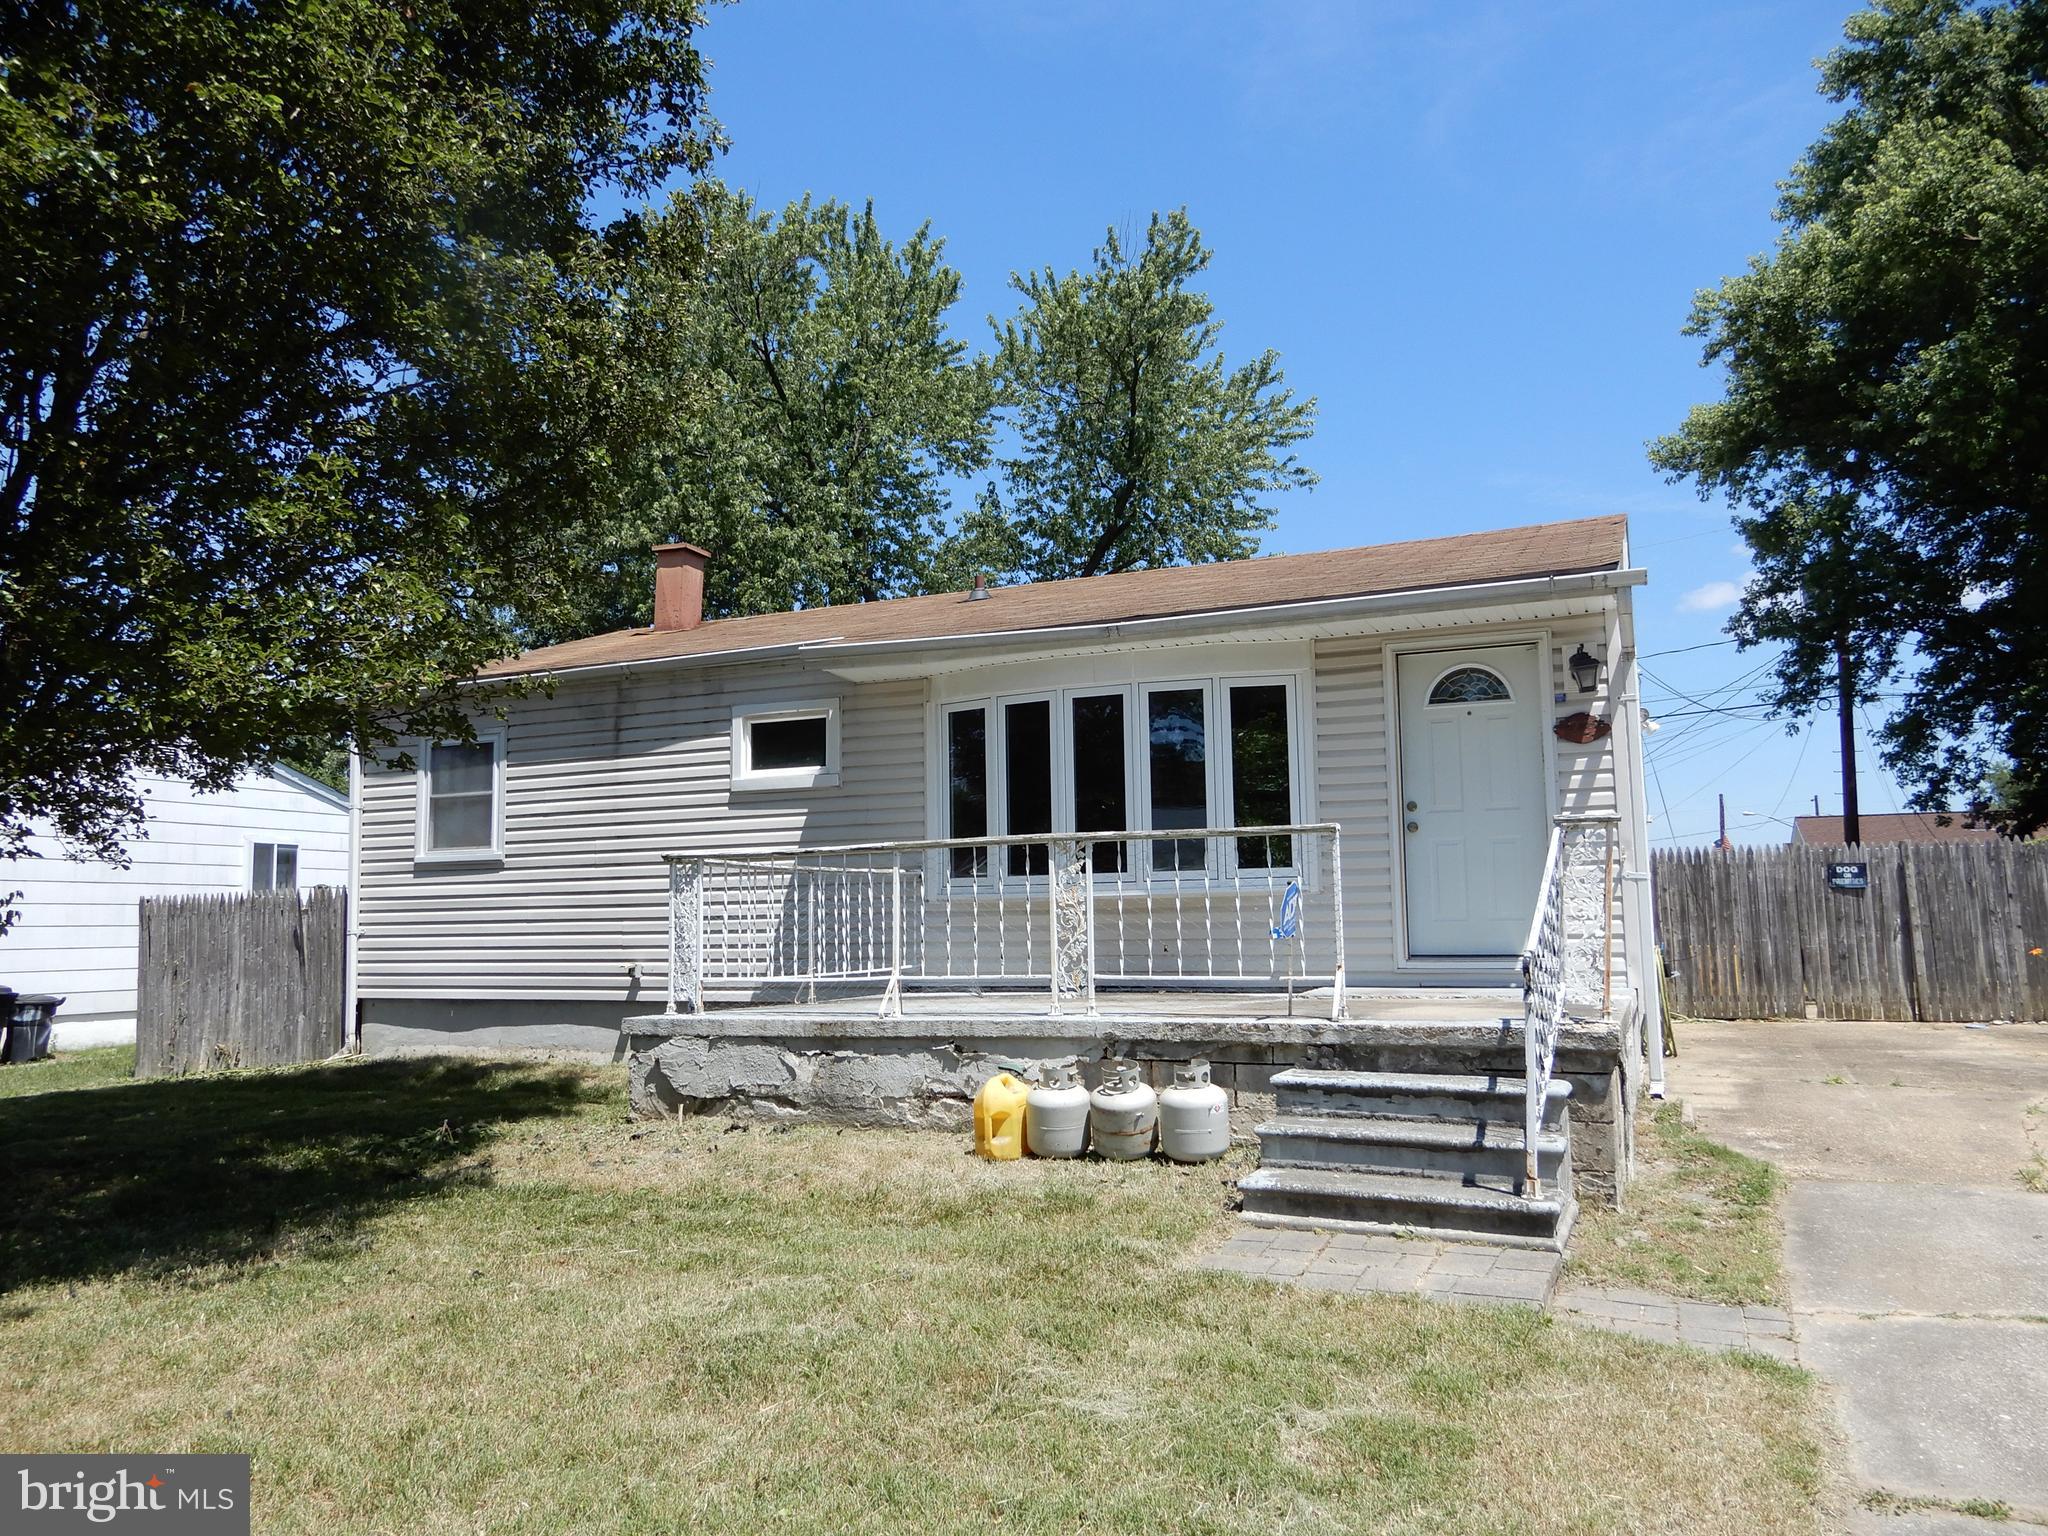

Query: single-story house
<box><xmin>354</xmin><ymin>515</ymin><xmax>1659</xmax><ymax>1245</ymax></box>
<box><xmin>1</xmin><ymin>766</ymin><xmax>350</xmax><ymax>1047</ymax></box>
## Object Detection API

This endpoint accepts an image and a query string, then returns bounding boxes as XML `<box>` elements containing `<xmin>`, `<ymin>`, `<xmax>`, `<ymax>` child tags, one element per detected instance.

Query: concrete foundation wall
<box><xmin>362</xmin><ymin>998</ymin><xmax>633</xmax><ymax>1058</ymax></box>
<box><xmin>624</xmin><ymin>1012</ymin><xmax>1636</xmax><ymax>1206</ymax></box>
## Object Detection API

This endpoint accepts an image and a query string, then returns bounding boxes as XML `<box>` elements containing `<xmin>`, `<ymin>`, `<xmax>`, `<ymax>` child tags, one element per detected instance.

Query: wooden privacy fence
<box><xmin>136</xmin><ymin>888</ymin><xmax>348</xmax><ymax>1076</ymax></box>
<box><xmin>1655</xmin><ymin>842</ymin><xmax>2048</xmax><ymax>1023</ymax></box>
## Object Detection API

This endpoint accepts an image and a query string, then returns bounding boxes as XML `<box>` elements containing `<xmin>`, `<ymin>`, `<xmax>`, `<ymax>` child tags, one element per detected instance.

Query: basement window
<box><xmin>732</xmin><ymin>702</ymin><xmax>840</xmax><ymax>791</ymax></box>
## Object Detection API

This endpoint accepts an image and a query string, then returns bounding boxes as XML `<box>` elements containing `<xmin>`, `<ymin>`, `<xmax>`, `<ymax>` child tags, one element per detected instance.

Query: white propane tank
<box><xmin>1088</xmin><ymin>1060</ymin><xmax>1159</xmax><ymax>1161</ymax></box>
<box><xmin>1025</xmin><ymin>1063</ymin><xmax>1090</xmax><ymax>1158</ymax></box>
<box><xmin>1158</xmin><ymin>1059</ymin><xmax>1230</xmax><ymax>1163</ymax></box>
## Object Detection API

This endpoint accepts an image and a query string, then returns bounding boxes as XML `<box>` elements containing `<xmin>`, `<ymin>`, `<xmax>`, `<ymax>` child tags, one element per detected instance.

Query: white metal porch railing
<box><xmin>665</xmin><ymin>824</ymin><xmax>1348</xmax><ymax>1022</ymax></box>
<box><xmin>1519</xmin><ymin>813</ymin><xmax>1621</xmax><ymax>1198</ymax></box>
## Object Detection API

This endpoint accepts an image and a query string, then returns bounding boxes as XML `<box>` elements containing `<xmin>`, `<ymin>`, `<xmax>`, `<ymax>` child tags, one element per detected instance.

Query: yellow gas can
<box><xmin>973</xmin><ymin>1071</ymin><xmax>1029</xmax><ymax>1160</ymax></box>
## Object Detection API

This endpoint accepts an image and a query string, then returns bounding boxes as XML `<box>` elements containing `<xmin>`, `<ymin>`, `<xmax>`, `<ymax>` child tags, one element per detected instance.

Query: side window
<box><xmin>731</xmin><ymin>703</ymin><xmax>840</xmax><ymax>790</ymax></box>
<box><xmin>418</xmin><ymin>735</ymin><xmax>502</xmax><ymax>861</ymax></box>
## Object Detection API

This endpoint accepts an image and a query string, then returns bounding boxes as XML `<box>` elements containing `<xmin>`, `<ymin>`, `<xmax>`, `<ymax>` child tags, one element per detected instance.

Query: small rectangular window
<box><xmin>1147</xmin><ymin>687</ymin><xmax>1208</xmax><ymax>873</ymax></box>
<box><xmin>1004</xmin><ymin>698</ymin><xmax>1052</xmax><ymax>877</ymax></box>
<box><xmin>749</xmin><ymin>715</ymin><xmax>829</xmax><ymax>771</ymax></box>
<box><xmin>1071</xmin><ymin>693</ymin><xmax>1129</xmax><ymax>874</ymax></box>
<box><xmin>427</xmin><ymin>741</ymin><xmax>498</xmax><ymax>853</ymax></box>
<box><xmin>947</xmin><ymin>706</ymin><xmax>988</xmax><ymax>879</ymax></box>
<box><xmin>1229</xmin><ymin>683</ymin><xmax>1293</xmax><ymax>868</ymax></box>
<box><xmin>731</xmin><ymin>703</ymin><xmax>839</xmax><ymax>790</ymax></box>
<box><xmin>253</xmin><ymin>842</ymin><xmax>301</xmax><ymax>891</ymax></box>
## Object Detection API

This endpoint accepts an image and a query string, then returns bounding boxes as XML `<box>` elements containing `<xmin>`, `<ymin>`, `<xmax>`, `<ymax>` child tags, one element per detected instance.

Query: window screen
<box><xmin>428</xmin><ymin>740</ymin><xmax>497</xmax><ymax>852</ymax></box>
<box><xmin>749</xmin><ymin>714</ymin><xmax>830</xmax><ymax>771</ymax></box>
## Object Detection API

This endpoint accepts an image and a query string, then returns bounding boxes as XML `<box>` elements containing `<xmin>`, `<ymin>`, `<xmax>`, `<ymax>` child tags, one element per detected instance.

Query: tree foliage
<box><xmin>0</xmin><ymin>0</ymin><xmax>715</xmax><ymax>874</ymax></box>
<box><xmin>962</xmin><ymin>210</ymin><xmax>1317</xmax><ymax>584</ymax></box>
<box><xmin>534</xmin><ymin>181</ymin><xmax>995</xmax><ymax>640</ymax></box>
<box><xmin>1650</xmin><ymin>0</ymin><xmax>2048</xmax><ymax>830</ymax></box>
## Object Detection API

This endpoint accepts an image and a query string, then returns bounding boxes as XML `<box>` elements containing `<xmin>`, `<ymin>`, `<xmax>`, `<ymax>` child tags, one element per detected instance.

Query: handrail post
<box><xmin>879</xmin><ymin>861</ymin><xmax>903</xmax><ymax>1019</ymax></box>
<box><xmin>1082</xmin><ymin>840</ymin><xmax>1098</xmax><ymax>1017</ymax></box>
<box><xmin>669</xmin><ymin>856</ymin><xmax>705</xmax><ymax>1015</ymax></box>
<box><xmin>1524</xmin><ymin>956</ymin><xmax>1542</xmax><ymax>1196</ymax></box>
<box><xmin>1047</xmin><ymin>841</ymin><xmax>1062</xmax><ymax>1018</ymax></box>
<box><xmin>1328</xmin><ymin>825</ymin><xmax>1348</xmax><ymax>1021</ymax></box>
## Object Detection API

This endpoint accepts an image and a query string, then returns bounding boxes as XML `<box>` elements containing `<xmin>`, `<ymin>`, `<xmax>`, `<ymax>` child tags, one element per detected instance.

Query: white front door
<box><xmin>1396</xmin><ymin>644</ymin><xmax>1547</xmax><ymax>957</ymax></box>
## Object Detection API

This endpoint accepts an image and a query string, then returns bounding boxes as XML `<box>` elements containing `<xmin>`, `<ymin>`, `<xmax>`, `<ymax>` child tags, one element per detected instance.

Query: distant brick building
<box><xmin>1790</xmin><ymin>812</ymin><xmax>2003</xmax><ymax>846</ymax></box>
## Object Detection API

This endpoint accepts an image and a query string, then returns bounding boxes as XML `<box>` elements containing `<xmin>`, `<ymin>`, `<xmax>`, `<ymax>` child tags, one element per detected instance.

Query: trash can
<box><xmin>2</xmin><ymin>993</ymin><xmax>63</xmax><ymax>1064</ymax></box>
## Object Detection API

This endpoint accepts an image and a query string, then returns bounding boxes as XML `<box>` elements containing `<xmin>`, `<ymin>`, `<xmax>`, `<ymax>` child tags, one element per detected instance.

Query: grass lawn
<box><xmin>0</xmin><ymin>1042</ymin><xmax>135</xmax><ymax>1098</ymax></box>
<box><xmin>1566</xmin><ymin>1101</ymin><xmax>1786</xmax><ymax>1306</ymax></box>
<box><xmin>3</xmin><ymin>1056</ymin><xmax>1822</xmax><ymax>1535</ymax></box>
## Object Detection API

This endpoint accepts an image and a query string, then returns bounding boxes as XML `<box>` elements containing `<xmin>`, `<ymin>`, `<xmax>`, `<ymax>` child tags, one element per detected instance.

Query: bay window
<box><xmin>941</xmin><ymin>673</ymin><xmax>1300</xmax><ymax>881</ymax></box>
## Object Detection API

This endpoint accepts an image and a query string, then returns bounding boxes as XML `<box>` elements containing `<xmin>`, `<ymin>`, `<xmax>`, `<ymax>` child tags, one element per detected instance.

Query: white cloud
<box><xmin>1678</xmin><ymin>578</ymin><xmax>1747</xmax><ymax>613</ymax></box>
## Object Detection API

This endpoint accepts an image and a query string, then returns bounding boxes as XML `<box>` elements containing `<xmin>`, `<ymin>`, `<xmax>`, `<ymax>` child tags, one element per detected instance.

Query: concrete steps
<box><xmin>1241</xmin><ymin>1066</ymin><xmax>1577</xmax><ymax>1250</ymax></box>
<box><xmin>1255</xmin><ymin>1113</ymin><xmax>1571</xmax><ymax>1189</ymax></box>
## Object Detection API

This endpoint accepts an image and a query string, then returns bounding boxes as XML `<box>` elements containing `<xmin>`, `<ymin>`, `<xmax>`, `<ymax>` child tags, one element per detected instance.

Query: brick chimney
<box><xmin>652</xmin><ymin>540</ymin><xmax>710</xmax><ymax>632</ymax></box>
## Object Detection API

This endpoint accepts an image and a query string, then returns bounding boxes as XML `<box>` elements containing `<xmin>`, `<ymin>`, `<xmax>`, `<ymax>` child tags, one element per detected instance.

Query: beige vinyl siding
<box><xmin>357</xmin><ymin>664</ymin><xmax>926</xmax><ymax>1001</ymax></box>
<box><xmin>1311</xmin><ymin>638</ymin><xmax>1399</xmax><ymax>977</ymax></box>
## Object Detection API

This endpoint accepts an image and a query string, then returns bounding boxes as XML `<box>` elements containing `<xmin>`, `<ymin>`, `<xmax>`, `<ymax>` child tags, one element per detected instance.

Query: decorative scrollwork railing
<box><xmin>663</xmin><ymin>824</ymin><xmax>1348</xmax><ymax>1022</ymax></box>
<box><xmin>1519</xmin><ymin>814</ymin><xmax>1620</xmax><ymax>1198</ymax></box>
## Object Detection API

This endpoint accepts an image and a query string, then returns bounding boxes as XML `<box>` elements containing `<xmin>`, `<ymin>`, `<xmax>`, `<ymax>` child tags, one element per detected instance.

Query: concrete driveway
<box><xmin>1670</xmin><ymin>1018</ymin><xmax>2048</xmax><ymax>1535</ymax></box>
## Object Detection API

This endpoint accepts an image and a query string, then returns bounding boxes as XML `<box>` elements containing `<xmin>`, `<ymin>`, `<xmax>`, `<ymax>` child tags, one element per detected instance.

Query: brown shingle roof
<box><xmin>480</xmin><ymin>514</ymin><xmax>1630</xmax><ymax>679</ymax></box>
<box><xmin>1791</xmin><ymin>813</ymin><xmax>2004</xmax><ymax>846</ymax></box>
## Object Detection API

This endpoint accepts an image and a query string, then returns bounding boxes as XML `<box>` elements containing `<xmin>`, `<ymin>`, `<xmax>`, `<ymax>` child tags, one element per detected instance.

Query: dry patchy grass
<box><xmin>3</xmin><ymin>1056</ymin><xmax>1821</xmax><ymax>1535</ymax></box>
<box><xmin>1567</xmin><ymin>1101</ymin><xmax>1786</xmax><ymax>1305</ymax></box>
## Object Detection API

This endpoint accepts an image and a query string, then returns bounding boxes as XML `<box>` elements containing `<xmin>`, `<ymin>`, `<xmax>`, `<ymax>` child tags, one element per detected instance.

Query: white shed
<box><xmin>0</xmin><ymin>765</ymin><xmax>350</xmax><ymax>1046</ymax></box>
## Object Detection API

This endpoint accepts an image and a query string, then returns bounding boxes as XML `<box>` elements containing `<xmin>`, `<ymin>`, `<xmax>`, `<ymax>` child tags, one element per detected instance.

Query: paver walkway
<box><xmin>1197</xmin><ymin>1225</ymin><xmax>1798</xmax><ymax>1358</ymax></box>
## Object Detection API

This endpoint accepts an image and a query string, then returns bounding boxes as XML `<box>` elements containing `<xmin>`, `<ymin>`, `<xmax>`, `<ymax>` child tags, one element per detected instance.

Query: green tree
<box><xmin>1650</xmin><ymin>0</ymin><xmax>2048</xmax><ymax>832</ymax></box>
<box><xmin>535</xmin><ymin>181</ymin><xmax>996</xmax><ymax>639</ymax></box>
<box><xmin>963</xmin><ymin>209</ymin><xmax>1317</xmax><ymax>584</ymax></box>
<box><xmin>0</xmin><ymin>1</ymin><xmax>716</xmax><ymax>888</ymax></box>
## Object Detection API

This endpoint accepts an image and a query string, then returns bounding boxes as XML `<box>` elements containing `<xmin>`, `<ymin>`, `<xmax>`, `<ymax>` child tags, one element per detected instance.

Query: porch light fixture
<box><xmin>1568</xmin><ymin>644</ymin><xmax>1603</xmax><ymax>694</ymax></box>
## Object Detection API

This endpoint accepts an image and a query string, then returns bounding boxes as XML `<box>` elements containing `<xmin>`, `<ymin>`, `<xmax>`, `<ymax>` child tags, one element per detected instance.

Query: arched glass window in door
<box><xmin>1427</xmin><ymin>666</ymin><xmax>1510</xmax><ymax>705</ymax></box>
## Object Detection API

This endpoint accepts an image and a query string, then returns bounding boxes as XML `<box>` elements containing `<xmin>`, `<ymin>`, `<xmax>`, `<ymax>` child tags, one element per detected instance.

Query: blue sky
<box><xmin>655</xmin><ymin>0</ymin><xmax>1912</xmax><ymax>846</ymax></box>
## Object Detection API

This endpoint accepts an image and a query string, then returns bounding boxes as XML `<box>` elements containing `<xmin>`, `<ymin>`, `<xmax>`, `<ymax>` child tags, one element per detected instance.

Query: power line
<box><xmin>1639</xmin><ymin>638</ymin><xmax>1741</xmax><ymax>660</ymax></box>
<box><xmin>1768</xmin><ymin>724</ymin><xmax>1812</xmax><ymax>819</ymax></box>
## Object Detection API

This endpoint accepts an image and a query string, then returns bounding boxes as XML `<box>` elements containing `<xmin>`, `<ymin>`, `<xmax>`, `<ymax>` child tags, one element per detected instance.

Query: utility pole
<box><xmin>1813</xmin><ymin>794</ymin><xmax>1821</xmax><ymax>817</ymax></box>
<box><xmin>1718</xmin><ymin>793</ymin><xmax>1729</xmax><ymax>849</ymax></box>
<box><xmin>1836</xmin><ymin>629</ymin><xmax>1860</xmax><ymax>846</ymax></box>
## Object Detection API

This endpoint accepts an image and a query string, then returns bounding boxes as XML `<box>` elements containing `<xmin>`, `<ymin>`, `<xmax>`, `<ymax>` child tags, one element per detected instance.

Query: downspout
<box><xmin>344</xmin><ymin>746</ymin><xmax>362</xmax><ymax>1054</ymax></box>
<box><xmin>1614</xmin><ymin>588</ymin><xmax>1667</xmax><ymax>1096</ymax></box>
